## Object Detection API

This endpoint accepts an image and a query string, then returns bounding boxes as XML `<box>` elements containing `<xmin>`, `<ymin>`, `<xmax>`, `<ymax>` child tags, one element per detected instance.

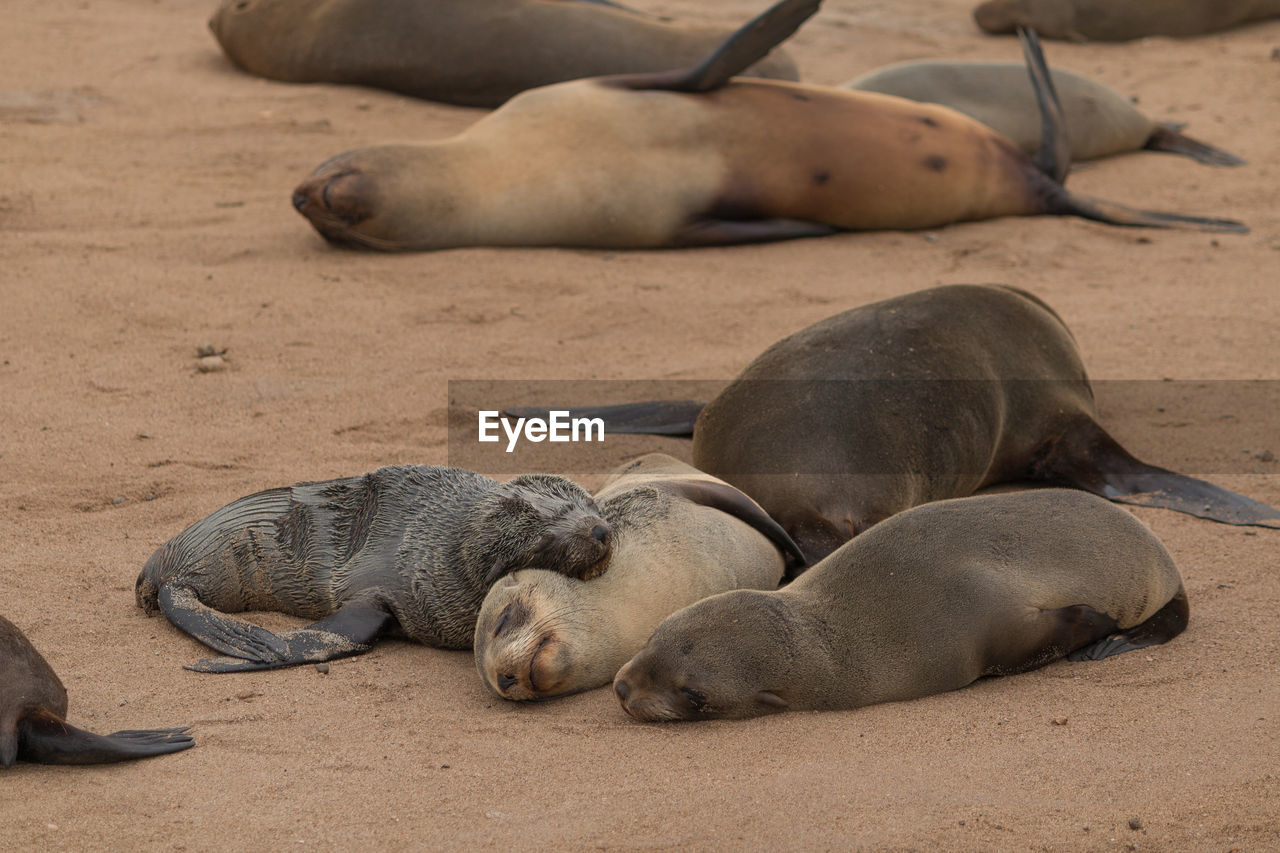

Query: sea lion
<box><xmin>291</xmin><ymin>1</ymin><xmax>1246</xmax><ymax>252</ymax></box>
<box><xmin>207</xmin><ymin>0</ymin><xmax>798</xmax><ymax>108</ymax></box>
<box><xmin>974</xmin><ymin>0</ymin><xmax>1280</xmax><ymax>41</ymax></box>
<box><xmin>1</xmin><ymin>614</ymin><xmax>194</xmax><ymax>766</ymax></box>
<box><xmin>613</xmin><ymin>489</ymin><xmax>1189</xmax><ymax>721</ymax></box>
<box><xmin>136</xmin><ymin>465</ymin><xmax>612</xmax><ymax>673</ymax></box>
<box><xmin>844</xmin><ymin>61</ymin><xmax>1243</xmax><ymax>166</ymax></box>
<box><xmin>473</xmin><ymin>454</ymin><xmax>802</xmax><ymax>701</ymax></box>
<box><xmin>507</xmin><ymin>284</ymin><xmax>1280</xmax><ymax>563</ymax></box>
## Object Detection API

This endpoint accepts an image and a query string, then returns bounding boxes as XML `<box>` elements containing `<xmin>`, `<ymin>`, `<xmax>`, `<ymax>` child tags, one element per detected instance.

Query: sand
<box><xmin>1</xmin><ymin>0</ymin><xmax>1277</xmax><ymax>849</ymax></box>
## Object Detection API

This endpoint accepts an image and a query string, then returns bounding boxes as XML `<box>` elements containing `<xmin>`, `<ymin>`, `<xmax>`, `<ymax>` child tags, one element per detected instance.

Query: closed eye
<box><xmin>680</xmin><ymin>687</ymin><xmax>707</xmax><ymax>711</ymax></box>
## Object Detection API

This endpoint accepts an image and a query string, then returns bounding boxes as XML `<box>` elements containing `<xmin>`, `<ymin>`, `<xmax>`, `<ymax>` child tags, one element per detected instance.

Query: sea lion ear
<box><xmin>484</xmin><ymin>558</ymin><xmax>513</xmax><ymax>587</ymax></box>
<box><xmin>755</xmin><ymin>690</ymin><xmax>788</xmax><ymax>710</ymax></box>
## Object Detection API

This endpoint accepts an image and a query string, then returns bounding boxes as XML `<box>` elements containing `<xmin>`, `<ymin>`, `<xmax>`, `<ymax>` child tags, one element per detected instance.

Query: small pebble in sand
<box><xmin>195</xmin><ymin>343</ymin><xmax>223</xmax><ymax>357</ymax></box>
<box><xmin>197</xmin><ymin>355</ymin><xmax>227</xmax><ymax>373</ymax></box>
<box><xmin>1128</xmin><ymin>817</ymin><xmax>1143</xmax><ymax>830</ymax></box>
<box><xmin>1254</xmin><ymin>449</ymin><xmax>1275</xmax><ymax>462</ymax></box>
<box><xmin>1052</xmin><ymin>717</ymin><xmax>1068</xmax><ymax>726</ymax></box>
<box><xmin>111</xmin><ymin>496</ymin><xmax>125</xmax><ymax>505</ymax></box>
<box><xmin>315</xmin><ymin>663</ymin><xmax>330</xmax><ymax>674</ymax></box>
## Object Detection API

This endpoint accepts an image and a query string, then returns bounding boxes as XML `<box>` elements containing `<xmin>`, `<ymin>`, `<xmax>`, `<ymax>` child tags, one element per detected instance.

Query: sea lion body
<box><xmin>974</xmin><ymin>0</ymin><xmax>1280</xmax><ymax>41</ymax></box>
<box><xmin>1</xmin><ymin>615</ymin><xmax>194</xmax><ymax>766</ymax></box>
<box><xmin>473</xmin><ymin>454</ymin><xmax>800</xmax><ymax>700</ymax></box>
<box><xmin>614</xmin><ymin>489</ymin><xmax>1189</xmax><ymax>721</ymax></box>
<box><xmin>208</xmin><ymin>0</ymin><xmax>798</xmax><ymax>108</ymax></box>
<box><xmin>845</xmin><ymin>61</ymin><xmax>1243</xmax><ymax>166</ymax></box>
<box><xmin>136</xmin><ymin>465</ymin><xmax>612</xmax><ymax>672</ymax></box>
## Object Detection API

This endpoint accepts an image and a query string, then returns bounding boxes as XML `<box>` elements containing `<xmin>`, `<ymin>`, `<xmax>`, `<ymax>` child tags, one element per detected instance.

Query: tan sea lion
<box><xmin>473</xmin><ymin>454</ymin><xmax>802</xmax><ymax>701</ymax></box>
<box><xmin>207</xmin><ymin>0</ymin><xmax>798</xmax><ymax>108</ymax></box>
<box><xmin>845</xmin><ymin>61</ymin><xmax>1243</xmax><ymax>166</ymax></box>
<box><xmin>1</xmin><ymin>614</ymin><xmax>194</xmax><ymax>766</ymax></box>
<box><xmin>137</xmin><ymin>465</ymin><xmax>611</xmax><ymax>673</ymax></box>
<box><xmin>291</xmin><ymin>1</ymin><xmax>1246</xmax><ymax>252</ymax></box>
<box><xmin>974</xmin><ymin>0</ymin><xmax>1280</xmax><ymax>41</ymax></box>
<box><xmin>507</xmin><ymin>284</ymin><xmax>1280</xmax><ymax>564</ymax></box>
<box><xmin>613</xmin><ymin>489</ymin><xmax>1189</xmax><ymax>721</ymax></box>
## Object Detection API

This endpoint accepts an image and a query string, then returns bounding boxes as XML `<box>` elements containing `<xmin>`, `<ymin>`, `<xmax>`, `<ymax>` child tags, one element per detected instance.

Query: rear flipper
<box><xmin>183</xmin><ymin>600</ymin><xmax>395</xmax><ymax>673</ymax></box>
<box><xmin>1068</xmin><ymin>587</ymin><xmax>1189</xmax><ymax>661</ymax></box>
<box><xmin>607</xmin><ymin>0</ymin><xmax>821</xmax><ymax>93</ymax></box>
<box><xmin>1045</xmin><ymin>186</ymin><xmax>1249</xmax><ymax>234</ymax></box>
<box><xmin>1035</xmin><ymin>420</ymin><xmax>1280</xmax><ymax>528</ymax></box>
<box><xmin>18</xmin><ymin>710</ymin><xmax>194</xmax><ymax>765</ymax></box>
<box><xmin>502</xmin><ymin>400</ymin><xmax>706</xmax><ymax>436</ymax></box>
<box><xmin>1146</xmin><ymin>124</ymin><xmax>1245</xmax><ymax>168</ymax></box>
<box><xmin>1017</xmin><ymin>27</ymin><xmax>1070</xmax><ymax>183</ymax></box>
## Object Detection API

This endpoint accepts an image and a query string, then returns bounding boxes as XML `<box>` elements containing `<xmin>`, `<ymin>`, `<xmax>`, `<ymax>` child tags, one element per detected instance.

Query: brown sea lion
<box><xmin>473</xmin><ymin>454</ymin><xmax>802</xmax><ymax>701</ymax></box>
<box><xmin>137</xmin><ymin>465</ymin><xmax>611</xmax><ymax>673</ymax></box>
<box><xmin>207</xmin><ymin>0</ymin><xmax>798</xmax><ymax>108</ymax></box>
<box><xmin>613</xmin><ymin>489</ymin><xmax>1189</xmax><ymax>721</ymax></box>
<box><xmin>844</xmin><ymin>61</ymin><xmax>1243</xmax><ymax>166</ymax></box>
<box><xmin>1</xmin><ymin>614</ymin><xmax>194</xmax><ymax>766</ymax></box>
<box><xmin>291</xmin><ymin>1</ymin><xmax>1246</xmax><ymax>252</ymax></box>
<box><xmin>507</xmin><ymin>284</ymin><xmax>1280</xmax><ymax>564</ymax></box>
<box><xmin>974</xmin><ymin>0</ymin><xmax>1280</xmax><ymax>41</ymax></box>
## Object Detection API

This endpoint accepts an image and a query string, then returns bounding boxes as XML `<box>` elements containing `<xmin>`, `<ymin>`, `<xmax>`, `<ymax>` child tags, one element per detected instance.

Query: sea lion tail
<box><xmin>501</xmin><ymin>401</ymin><xmax>706</xmax><ymax>436</ymax></box>
<box><xmin>1044</xmin><ymin>186</ymin><xmax>1249</xmax><ymax>234</ymax></box>
<box><xmin>1018</xmin><ymin>27</ymin><xmax>1071</xmax><ymax>183</ymax></box>
<box><xmin>1146</xmin><ymin>124</ymin><xmax>1246</xmax><ymax>168</ymax></box>
<box><xmin>608</xmin><ymin>0</ymin><xmax>821</xmax><ymax>93</ymax></box>
<box><xmin>17</xmin><ymin>710</ymin><xmax>194</xmax><ymax>764</ymax></box>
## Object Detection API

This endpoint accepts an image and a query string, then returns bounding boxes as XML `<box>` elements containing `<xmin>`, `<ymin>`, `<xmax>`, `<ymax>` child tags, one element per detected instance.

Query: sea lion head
<box><xmin>473</xmin><ymin>570</ymin><xmax>598</xmax><ymax>701</ymax></box>
<box><xmin>468</xmin><ymin>474</ymin><xmax>613</xmax><ymax>585</ymax></box>
<box><xmin>291</xmin><ymin>147</ymin><xmax>460</xmax><ymax>251</ymax></box>
<box><xmin>209</xmin><ymin>0</ymin><xmax>304</xmax><ymax>72</ymax></box>
<box><xmin>613</xmin><ymin>590</ymin><xmax>795</xmax><ymax>722</ymax></box>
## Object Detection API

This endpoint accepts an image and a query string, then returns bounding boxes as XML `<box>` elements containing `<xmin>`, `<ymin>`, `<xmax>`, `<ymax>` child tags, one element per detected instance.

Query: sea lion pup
<box><xmin>136</xmin><ymin>465</ymin><xmax>612</xmax><ymax>673</ymax></box>
<box><xmin>844</xmin><ymin>62</ymin><xmax>1243</xmax><ymax>166</ymax></box>
<box><xmin>506</xmin><ymin>284</ymin><xmax>1280</xmax><ymax>562</ymax></box>
<box><xmin>207</xmin><ymin>0</ymin><xmax>798</xmax><ymax>108</ymax></box>
<box><xmin>613</xmin><ymin>489</ymin><xmax>1189</xmax><ymax>722</ymax></box>
<box><xmin>974</xmin><ymin>0</ymin><xmax>1280</xmax><ymax>41</ymax></box>
<box><xmin>291</xmin><ymin>1</ymin><xmax>1246</xmax><ymax>252</ymax></box>
<box><xmin>473</xmin><ymin>454</ymin><xmax>803</xmax><ymax>701</ymax></box>
<box><xmin>1</xmin><ymin>614</ymin><xmax>194</xmax><ymax>766</ymax></box>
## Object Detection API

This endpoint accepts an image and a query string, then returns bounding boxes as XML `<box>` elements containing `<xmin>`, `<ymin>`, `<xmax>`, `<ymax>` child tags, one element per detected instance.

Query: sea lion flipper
<box><xmin>1017</xmin><ymin>27</ymin><xmax>1070</xmax><ymax>183</ymax></box>
<box><xmin>17</xmin><ymin>710</ymin><xmax>194</xmax><ymax>765</ymax></box>
<box><xmin>1145</xmin><ymin>124</ymin><xmax>1246</xmax><ymax>168</ymax></box>
<box><xmin>1068</xmin><ymin>588</ymin><xmax>1189</xmax><ymax>661</ymax></box>
<box><xmin>156</xmin><ymin>584</ymin><xmax>290</xmax><ymax>662</ymax></box>
<box><xmin>607</xmin><ymin>0</ymin><xmax>820</xmax><ymax>93</ymax></box>
<box><xmin>186</xmin><ymin>601</ymin><xmax>394</xmax><ymax>673</ymax></box>
<box><xmin>650</xmin><ymin>478</ymin><xmax>807</xmax><ymax>570</ymax></box>
<box><xmin>501</xmin><ymin>401</ymin><xmax>706</xmax><ymax>436</ymax></box>
<box><xmin>1042</xmin><ymin>188</ymin><xmax>1249</xmax><ymax>233</ymax></box>
<box><xmin>674</xmin><ymin>218</ymin><xmax>841</xmax><ymax>247</ymax></box>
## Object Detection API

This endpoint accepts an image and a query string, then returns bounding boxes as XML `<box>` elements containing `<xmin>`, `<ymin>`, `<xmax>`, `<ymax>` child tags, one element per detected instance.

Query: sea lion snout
<box><xmin>292</xmin><ymin>169</ymin><xmax>375</xmax><ymax>231</ymax></box>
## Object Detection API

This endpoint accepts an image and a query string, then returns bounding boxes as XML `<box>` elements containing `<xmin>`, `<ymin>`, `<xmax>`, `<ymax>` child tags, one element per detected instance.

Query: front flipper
<box><xmin>18</xmin><ymin>710</ymin><xmax>194</xmax><ymax>765</ymax></box>
<box><xmin>1068</xmin><ymin>587</ymin><xmax>1189</xmax><ymax>661</ymax></box>
<box><xmin>673</xmin><ymin>218</ymin><xmax>840</xmax><ymax>247</ymax></box>
<box><xmin>502</xmin><ymin>401</ymin><xmax>706</xmax><ymax>436</ymax></box>
<box><xmin>185</xmin><ymin>601</ymin><xmax>395</xmax><ymax>673</ymax></box>
<box><xmin>606</xmin><ymin>0</ymin><xmax>821</xmax><ymax>93</ymax></box>
<box><xmin>1034</xmin><ymin>420</ymin><xmax>1280</xmax><ymax>528</ymax></box>
<box><xmin>650</xmin><ymin>478</ymin><xmax>807</xmax><ymax>571</ymax></box>
<box><xmin>1017</xmin><ymin>27</ymin><xmax>1070</xmax><ymax>184</ymax></box>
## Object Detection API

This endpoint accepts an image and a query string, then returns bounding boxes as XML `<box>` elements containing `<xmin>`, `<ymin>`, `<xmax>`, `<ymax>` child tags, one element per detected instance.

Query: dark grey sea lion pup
<box><xmin>613</xmin><ymin>489</ymin><xmax>1189</xmax><ymax>721</ymax></box>
<box><xmin>291</xmin><ymin>2</ymin><xmax>1246</xmax><ymax>252</ymax></box>
<box><xmin>207</xmin><ymin>0</ymin><xmax>798</xmax><ymax>108</ymax></box>
<box><xmin>136</xmin><ymin>465</ymin><xmax>612</xmax><ymax>672</ymax></box>
<box><xmin>973</xmin><ymin>0</ymin><xmax>1280</xmax><ymax>42</ymax></box>
<box><xmin>474</xmin><ymin>454</ymin><xmax>802</xmax><ymax>701</ymax></box>
<box><xmin>845</xmin><ymin>61</ymin><xmax>1243</xmax><ymax>166</ymax></box>
<box><xmin>1</xmin><ymin>614</ymin><xmax>194</xmax><ymax>766</ymax></box>
<box><xmin>508</xmin><ymin>284</ymin><xmax>1280</xmax><ymax>562</ymax></box>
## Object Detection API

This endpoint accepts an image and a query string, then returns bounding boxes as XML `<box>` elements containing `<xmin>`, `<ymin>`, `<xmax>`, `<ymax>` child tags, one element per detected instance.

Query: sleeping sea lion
<box><xmin>290</xmin><ymin>1</ymin><xmax>1246</xmax><ymax>252</ymax></box>
<box><xmin>1</xmin><ymin>614</ymin><xmax>194</xmax><ymax>766</ymax></box>
<box><xmin>207</xmin><ymin>0</ymin><xmax>798</xmax><ymax>108</ymax></box>
<box><xmin>974</xmin><ymin>0</ymin><xmax>1280</xmax><ymax>41</ymax></box>
<box><xmin>613</xmin><ymin>489</ymin><xmax>1189</xmax><ymax>721</ymax></box>
<box><xmin>506</xmin><ymin>284</ymin><xmax>1280</xmax><ymax>563</ymax></box>
<box><xmin>473</xmin><ymin>454</ymin><xmax>802</xmax><ymax>701</ymax></box>
<box><xmin>845</xmin><ymin>61</ymin><xmax>1243</xmax><ymax>166</ymax></box>
<box><xmin>137</xmin><ymin>465</ymin><xmax>611</xmax><ymax>672</ymax></box>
